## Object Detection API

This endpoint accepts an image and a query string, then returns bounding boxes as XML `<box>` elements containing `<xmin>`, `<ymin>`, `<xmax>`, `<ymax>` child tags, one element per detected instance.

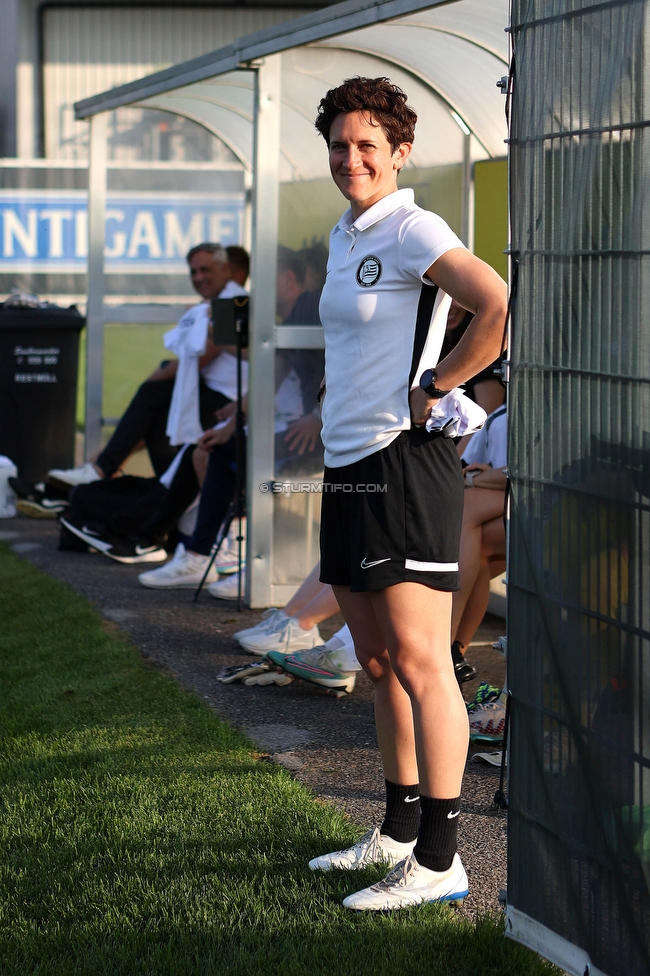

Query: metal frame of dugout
<box><xmin>74</xmin><ymin>0</ymin><xmax>509</xmax><ymax>610</ymax></box>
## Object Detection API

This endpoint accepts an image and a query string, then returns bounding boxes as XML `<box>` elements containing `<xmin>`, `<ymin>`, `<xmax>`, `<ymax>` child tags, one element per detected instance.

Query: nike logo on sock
<box><xmin>360</xmin><ymin>557</ymin><xmax>391</xmax><ymax>569</ymax></box>
<box><xmin>404</xmin><ymin>795</ymin><xmax>420</xmax><ymax>803</ymax></box>
<box><xmin>447</xmin><ymin>810</ymin><xmax>460</xmax><ymax>819</ymax></box>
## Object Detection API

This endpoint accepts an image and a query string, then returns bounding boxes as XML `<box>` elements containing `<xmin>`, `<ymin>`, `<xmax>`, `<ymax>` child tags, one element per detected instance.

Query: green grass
<box><xmin>76</xmin><ymin>323</ymin><xmax>177</xmax><ymax>428</ymax></box>
<box><xmin>0</xmin><ymin>547</ymin><xmax>559</xmax><ymax>976</ymax></box>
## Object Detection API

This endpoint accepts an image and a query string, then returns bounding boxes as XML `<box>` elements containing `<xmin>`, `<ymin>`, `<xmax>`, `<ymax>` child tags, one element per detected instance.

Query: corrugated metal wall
<box><xmin>42</xmin><ymin>6</ymin><xmax>310</xmax><ymax>158</ymax></box>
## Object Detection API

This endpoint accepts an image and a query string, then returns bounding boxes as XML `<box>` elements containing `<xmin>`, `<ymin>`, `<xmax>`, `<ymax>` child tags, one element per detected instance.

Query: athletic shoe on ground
<box><xmin>16</xmin><ymin>498</ymin><xmax>63</xmax><ymax>518</ymax></box>
<box><xmin>103</xmin><ymin>538</ymin><xmax>167</xmax><ymax>565</ymax></box>
<box><xmin>308</xmin><ymin>827</ymin><xmax>415</xmax><ymax>872</ymax></box>
<box><xmin>342</xmin><ymin>852</ymin><xmax>468</xmax><ymax>911</ymax></box>
<box><xmin>9</xmin><ymin>476</ymin><xmax>68</xmax><ymax>517</ymax></box>
<box><xmin>59</xmin><ymin>515</ymin><xmax>116</xmax><ymax>553</ymax></box>
<box><xmin>138</xmin><ymin>543</ymin><xmax>218</xmax><ymax>588</ymax></box>
<box><xmin>207</xmin><ymin>570</ymin><xmax>246</xmax><ymax>601</ymax></box>
<box><xmin>235</xmin><ymin>613</ymin><xmax>321</xmax><ymax>656</ymax></box>
<box><xmin>266</xmin><ymin>645</ymin><xmax>357</xmax><ymax>692</ymax></box>
<box><xmin>47</xmin><ymin>462</ymin><xmax>101</xmax><ymax>488</ymax></box>
<box><xmin>233</xmin><ymin>608</ymin><xmax>288</xmax><ymax>647</ymax></box>
<box><xmin>468</xmin><ymin>693</ymin><xmax>506</xmax><ymax>742</ymax></box>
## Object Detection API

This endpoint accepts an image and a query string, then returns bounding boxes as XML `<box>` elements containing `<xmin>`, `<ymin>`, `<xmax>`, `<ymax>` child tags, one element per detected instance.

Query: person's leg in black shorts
<box><xmin>310</xmin><ymin>430</ymin><xmax>470</xmax><ymax>910</ymax></box>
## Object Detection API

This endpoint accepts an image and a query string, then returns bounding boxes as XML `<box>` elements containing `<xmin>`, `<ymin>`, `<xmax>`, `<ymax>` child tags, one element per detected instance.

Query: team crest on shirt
<box><xmin>356</xmin><ymin>255</ymin><xmax>382</xmax><ymax>287</ymax></box>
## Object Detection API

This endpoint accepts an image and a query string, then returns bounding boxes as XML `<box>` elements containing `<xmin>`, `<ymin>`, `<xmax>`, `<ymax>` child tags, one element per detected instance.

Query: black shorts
<box><xmin>319</xmin><ymin>427</ymin><xmax>464</xmax><ymax>592</ymax></box>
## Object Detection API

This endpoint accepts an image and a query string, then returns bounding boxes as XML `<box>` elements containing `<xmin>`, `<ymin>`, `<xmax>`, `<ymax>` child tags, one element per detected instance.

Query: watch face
<box><xmin>420</xmin><ymin>368</ymin><xmax>435</xmax><ymax>389</ymax></box>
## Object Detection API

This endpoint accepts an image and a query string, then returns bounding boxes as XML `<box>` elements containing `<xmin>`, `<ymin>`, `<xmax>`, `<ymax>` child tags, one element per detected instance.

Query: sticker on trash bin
<box><xmin>14</xmin><ymin>345</ymin><xmax>60</xmax><ymax>365</ymax></box>
<box><xmin>14</xmin><ymin>373</ymin><xmax>57</xmax><ymax>383</ymax></box>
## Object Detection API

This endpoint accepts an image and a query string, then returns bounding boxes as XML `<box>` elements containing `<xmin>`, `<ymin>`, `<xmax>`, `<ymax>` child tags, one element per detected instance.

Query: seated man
<box><xmin>49</xmin><ymin>242</ymin><xmax>249</xmax><ymax>486</ymax></box>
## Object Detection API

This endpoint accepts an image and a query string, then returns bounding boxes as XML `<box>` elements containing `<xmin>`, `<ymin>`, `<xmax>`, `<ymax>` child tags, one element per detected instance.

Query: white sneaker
<box><xmin>137</xmin><ymin>543</ymin><xmax>218</xmax><ymax>589</ymax></box>
<box><xmin>308</xmin><ymin>828</ymin><xmax>415</xmax><ymax>872</ymax></box>
<box><xmin>207</xmin><ymin>570</ymin><xmax>246</xmax><ymax>601</ymax></box>
<box><xmin>342</xmin><ymin>853</ymin><xmax>468</xmax><ymax>911</ymax></box>
<box><xmin>233</xmin><ymin>608</ymin><xmax>289</xmax><ymax>647</ymax></box>
<box><xmin>236</xmin><ymin>613</ymin><xmax>321</xmax><ymax>656</ymax></box>
<box><xmin>48</xmin><ymin>462</ymin><xmax>101</xmax><ymax>488</ymax></box>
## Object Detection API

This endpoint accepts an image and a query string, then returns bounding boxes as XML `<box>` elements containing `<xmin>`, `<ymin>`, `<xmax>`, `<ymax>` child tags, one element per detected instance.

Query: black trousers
<box><xmin>96</xmin><ymin>377</ymin><xmax>230</xmax><ymax>479</ymax></box>
<box><xmin>188</xmin><ymin>436</ymin><xmax>239</xmax><ymax>555</ymax></box>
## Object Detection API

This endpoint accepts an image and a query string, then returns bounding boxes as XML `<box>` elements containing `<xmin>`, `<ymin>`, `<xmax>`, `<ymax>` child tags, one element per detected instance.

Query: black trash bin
<box><xmin>0</xmin><ymin>305</ymin><xmax>86</xmax><ymax>482</ymax></box>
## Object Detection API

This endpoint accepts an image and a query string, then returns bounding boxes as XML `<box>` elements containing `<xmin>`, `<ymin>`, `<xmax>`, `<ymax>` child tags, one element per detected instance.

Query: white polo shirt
<box><xmin>461</xmin><ymin>404</ymin><xmax>507</xmax><ymax>469</ymax></box>
<box><xmin>319</xmin><ymin>188</ymin><xmax>465</xmax><ymax>468</ymax></box>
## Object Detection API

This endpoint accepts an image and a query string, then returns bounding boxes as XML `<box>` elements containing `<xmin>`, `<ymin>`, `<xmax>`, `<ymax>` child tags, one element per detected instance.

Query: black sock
<box><xmin>380</xmin><ymin>779</ymin><xmax>420</xmax><ymax>843</ymax></box>
<box><xmin>451</xmin><ymin>640</ymin><xmax>465</xmax><ymax>665</ymax></box>
<box><xmin>413</xmin><ymin>795</ymin><xmax>461</xmax><ymax>872</ymax></box>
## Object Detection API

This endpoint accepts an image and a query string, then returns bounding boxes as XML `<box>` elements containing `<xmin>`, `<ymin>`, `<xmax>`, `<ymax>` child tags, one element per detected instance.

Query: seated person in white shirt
<box><xmin>48</xmin><ymin>243</ymin><xmax>249</xmax><ymax>488</ymax></box>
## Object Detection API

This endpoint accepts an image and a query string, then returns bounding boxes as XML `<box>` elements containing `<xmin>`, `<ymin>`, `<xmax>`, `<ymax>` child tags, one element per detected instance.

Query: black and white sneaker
<box><xmin>9</xmin><ymin>477</ymin><xmax>69</xmax><ymax>517</ymax></box>
<box><xmin>103</xmin><ymin>538</ymin><xmax>168</xmax><ymax>565</ymax></box>
<box><xmin>59</xmin><ymin>516</ymin><xmax>115</xmax><ymax>553</ymax></box>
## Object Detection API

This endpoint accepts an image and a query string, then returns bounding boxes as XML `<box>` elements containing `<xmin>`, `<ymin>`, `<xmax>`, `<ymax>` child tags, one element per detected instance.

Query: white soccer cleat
<box><xmin>342</xmin><ymin>852</ymin><xmax>468</xmax><ymax>912</ymax></box>
<box><xmin>137</xmin><ymin>543</ymin><xmax>218</xmax><ymax>588</ymax></box>
<box><xmin>48</xmin><ymin>462</ymin><xmax>101</xmax><ymax>488</ymax></box>
<box><xmin>308</xmin><ymin>827</ymin><xmax>415</xmax><ymax>872</ymax></box>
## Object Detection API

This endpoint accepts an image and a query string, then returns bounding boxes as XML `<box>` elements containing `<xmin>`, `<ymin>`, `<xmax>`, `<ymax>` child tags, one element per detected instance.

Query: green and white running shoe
<box><xmin>342</xmin><ymin>853</ymin><xmax>468</xmax><ymax>912</ymax></box>
<box><xmin>308</xmin><ymin>827</ymin><xmax>415</xmax><ymax>872</ymax></box>
<box><xmin>266</xmin><ymin>644</ymin><xmax>358</xmax><ymax>692</ymax></box>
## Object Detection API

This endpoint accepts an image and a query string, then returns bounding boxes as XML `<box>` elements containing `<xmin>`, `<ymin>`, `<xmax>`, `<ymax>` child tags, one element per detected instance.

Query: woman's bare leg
<box><xmin>454</xmin><ymin>516</ymin><xmax>506</xmax><ymax>649</ymax></box>
<box><xmin>451</xmin><ymin>488</ymin><xmax>505</xmax><ymax>639</ymax></box>
<box><xmin>283</xmin><ymin>561</ymin><xmax>340</xmax><ymax>630</ymax></box>
<box><xmin>334</xmin><ymin>582</ymin><xmax>468</xmax><ymax>797</ymax></box>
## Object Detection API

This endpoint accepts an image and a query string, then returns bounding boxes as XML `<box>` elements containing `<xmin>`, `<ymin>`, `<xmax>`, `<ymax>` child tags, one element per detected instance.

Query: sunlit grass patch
<box><xmin>0</xmin><ymin>545</ymin><xmax>560</xmax><ymax>976</ymax></box>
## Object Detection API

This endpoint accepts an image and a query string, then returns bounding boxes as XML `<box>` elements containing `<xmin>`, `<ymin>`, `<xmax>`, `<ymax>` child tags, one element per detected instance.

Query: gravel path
<box><xmin>2</xmin><ymin>514</ymin><xmax>508</xmax><ymax>918</ymax></box>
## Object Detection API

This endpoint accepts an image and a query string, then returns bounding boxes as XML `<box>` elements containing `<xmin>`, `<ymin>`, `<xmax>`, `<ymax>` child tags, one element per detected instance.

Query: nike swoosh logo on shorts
<box><xmin>360</xmin><ymin>557</ymin><xmax>391</xmax><ymax>569</ymax></box>
<box><xmin>404</xmin><ymin>795</ymin><xmax>420</xmax><ymax>803</ymax></box>
<box><xmin>447</xmin><ymin>810</ymin><xmax>460</xmax><ymax>819</ymax></box>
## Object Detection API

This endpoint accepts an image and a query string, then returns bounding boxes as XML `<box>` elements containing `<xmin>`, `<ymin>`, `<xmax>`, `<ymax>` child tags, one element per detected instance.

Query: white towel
<box><xmin>425</xmin><ymin>388</ymin><xmax>486</xmax><ymax>438</ymax></box>
<box><xmin>164</xmin><ymin>303</ymin><xmax>209</xmax><ymax>446</ymax></box>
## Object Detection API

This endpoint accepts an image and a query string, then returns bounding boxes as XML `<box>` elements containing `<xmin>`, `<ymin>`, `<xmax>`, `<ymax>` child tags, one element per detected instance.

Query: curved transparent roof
<box><xmin>78</xmin><ymin>0</ymin><xmax>508</xmax><ymax>176</ymax></box>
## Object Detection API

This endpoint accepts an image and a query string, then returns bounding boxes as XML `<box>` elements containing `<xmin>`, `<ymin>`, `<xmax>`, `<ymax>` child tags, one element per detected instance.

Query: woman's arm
<box><xmin>410</xmin><ymin>249</ymin><xmax>507</xmax><ymax>424</ymax></box>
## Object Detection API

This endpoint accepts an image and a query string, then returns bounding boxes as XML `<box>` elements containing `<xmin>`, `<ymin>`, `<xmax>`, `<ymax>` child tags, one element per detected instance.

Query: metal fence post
<box><xmin>246</xmin><ymin>54</ymin><xmax>281</xmax><ymax>608</ymax></box>
<box><xmin>84</xmin><ymin>111</ymin><xmax>107</xmax><ymax>460</ymax></box>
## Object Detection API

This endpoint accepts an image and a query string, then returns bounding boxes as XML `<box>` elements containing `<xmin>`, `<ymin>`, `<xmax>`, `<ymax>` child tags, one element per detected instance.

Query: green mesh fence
<box><xmin>507</xmin><ymin>1</ymin><xmax>650</xmax><ymax>973</ymax></box>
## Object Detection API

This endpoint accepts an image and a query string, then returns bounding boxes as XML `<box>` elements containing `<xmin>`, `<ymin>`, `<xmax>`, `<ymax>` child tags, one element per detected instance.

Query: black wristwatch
<box><xmin>419</xmin><ymin>368</ymin><xmax>451</xmax><ymax>399</ymax></box>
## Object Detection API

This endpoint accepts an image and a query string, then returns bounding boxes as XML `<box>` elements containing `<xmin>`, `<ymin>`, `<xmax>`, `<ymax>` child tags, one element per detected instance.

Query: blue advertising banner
<box><xmin>0</xmin><ymin>190</ymin><xmax>245</xmax><ymax>273</ymax></box>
